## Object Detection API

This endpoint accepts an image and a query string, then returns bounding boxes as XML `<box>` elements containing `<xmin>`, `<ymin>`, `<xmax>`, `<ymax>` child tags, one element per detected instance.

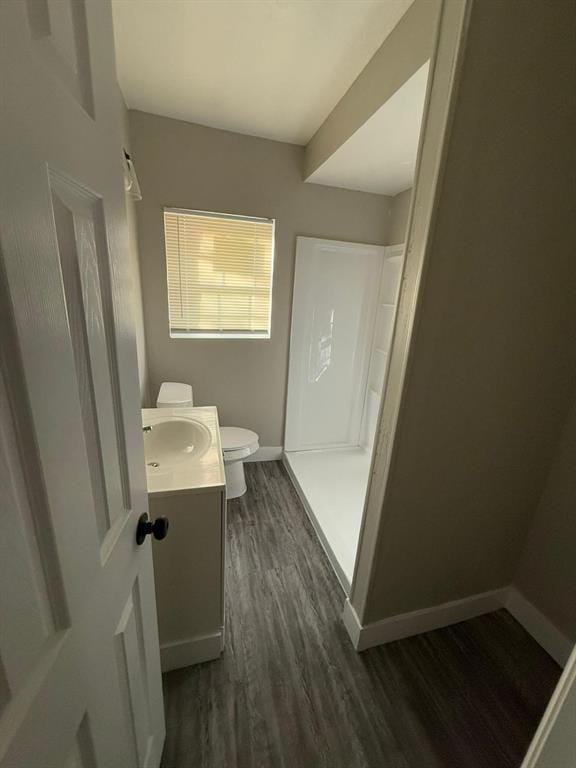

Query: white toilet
<box><xmin>156</xmin><ymin>382</ymin><xmax>259</xmax><ymax>499</ymax></box>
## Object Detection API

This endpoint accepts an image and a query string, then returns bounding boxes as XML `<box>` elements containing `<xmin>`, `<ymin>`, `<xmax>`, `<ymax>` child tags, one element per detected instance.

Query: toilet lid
<box><xmin>220</xmin><ymin>426</ymin><xmax>259</xmax><ymax>452</ymax></box>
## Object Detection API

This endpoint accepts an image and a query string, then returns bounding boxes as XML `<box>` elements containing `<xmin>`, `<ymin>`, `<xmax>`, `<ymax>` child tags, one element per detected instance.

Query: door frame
<box><xmin>350</xmin><ymin>0</ymin><xmax>472</xmax><ymax>619</ymax></box>
<box><xmin>520</xmin><ymin>644</ymin><xmax>576</xmax><ymax>767</ymax></box>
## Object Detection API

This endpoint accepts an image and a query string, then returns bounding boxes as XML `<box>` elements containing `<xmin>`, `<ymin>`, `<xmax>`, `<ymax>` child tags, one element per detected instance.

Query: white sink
<box><xmin>141</xmin><ymin>407</ymin><xmax>225</xmax><ymax>495</ymax></box>
<box><xmin>143</xmin><ymin>416</ymin><xmax>211</xmax><ymax>472</ymax></box>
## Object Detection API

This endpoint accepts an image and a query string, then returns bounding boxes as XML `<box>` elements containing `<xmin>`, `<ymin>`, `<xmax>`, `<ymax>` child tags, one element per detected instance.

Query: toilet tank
<box><xmin>156</xmin><ymin>381</ymin><xmax>193</xmax><ymax>408</ymax></box>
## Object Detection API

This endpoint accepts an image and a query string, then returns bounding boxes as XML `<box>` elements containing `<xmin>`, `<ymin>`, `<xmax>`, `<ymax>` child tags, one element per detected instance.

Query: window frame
<box><xmin>163</xmin><ymin>206</ymin><xmax>276</xmax><ymax>340</ymax></box>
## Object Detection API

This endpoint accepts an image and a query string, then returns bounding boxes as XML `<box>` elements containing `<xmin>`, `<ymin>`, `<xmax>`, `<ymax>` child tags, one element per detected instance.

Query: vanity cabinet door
<box><xmin>151</xmin><ymin>490</ymin><xmax>225</xmax><ymax>671</ymax></box>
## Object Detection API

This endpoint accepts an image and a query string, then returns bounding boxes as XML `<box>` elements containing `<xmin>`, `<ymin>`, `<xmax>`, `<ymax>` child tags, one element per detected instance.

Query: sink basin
<box><xmin>141</xmin><ymin>407</ymin><xmax>225</xmax><ymax>495</ymax></box>
<box><xmin>143</xmin><ymin>416</ymin><xmax>212</xmax><ymax>473</ymax></box>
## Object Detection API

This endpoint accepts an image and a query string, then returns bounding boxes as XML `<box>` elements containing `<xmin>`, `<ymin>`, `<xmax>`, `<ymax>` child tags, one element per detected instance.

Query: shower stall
<box><xmin>284</xmin><ymin>236</ymin><xmax>404</xmax><ymax>592</ymax></box>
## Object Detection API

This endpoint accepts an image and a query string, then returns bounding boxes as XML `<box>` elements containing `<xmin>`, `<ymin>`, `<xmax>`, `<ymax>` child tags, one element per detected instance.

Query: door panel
<box><xmin>114</xmin><ymin>581</ymin><xmax>154</xmax><ymax>766</ymax></box>
<box><xmin>49</xmin><ymin>170</ymin><xmax>129</xmax><ymax>551</ymax></box>
<box><xmin>25</xmin><ymin>0</ymin><xmax>95</xmax><ymax>117</ymax></box>
<box><xmin>0</xmin><ymin>1</ymin><xmax>165</xmax><ymax>765</ymax></box>
<box><xmin>64</xmin><ymin>715</ymin><xmax>97</xmax><ymax>768</ymax></box>
<box><xmin>0</xmin><ymin>363</ymin><xmax>69</xmax><ymax>698</ymax></box>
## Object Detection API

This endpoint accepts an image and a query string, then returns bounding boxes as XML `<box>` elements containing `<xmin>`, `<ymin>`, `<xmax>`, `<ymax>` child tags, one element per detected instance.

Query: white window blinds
<box><xmin>164</xmin><ymin>208</ymin><xmax>275</xmax><ymax>338</ymax></box>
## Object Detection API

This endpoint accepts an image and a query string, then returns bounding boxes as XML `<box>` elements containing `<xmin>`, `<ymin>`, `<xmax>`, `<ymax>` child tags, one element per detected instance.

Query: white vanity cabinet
<box><xmin>151</xmin><ymin>487</ymin><xmax>226</xmax><ymax>671</ymax></box>
<box><xmin>141</xmin><ymin>406</ymin><xmax>226</xmax><ymax>672</ymax></box>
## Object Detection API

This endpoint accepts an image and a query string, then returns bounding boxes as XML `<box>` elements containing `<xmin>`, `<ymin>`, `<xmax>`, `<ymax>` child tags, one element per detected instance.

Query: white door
<box><xmin>0</xmin><ymin>1</ymin><xmax>165</xmax><ymax>766</ymax></box>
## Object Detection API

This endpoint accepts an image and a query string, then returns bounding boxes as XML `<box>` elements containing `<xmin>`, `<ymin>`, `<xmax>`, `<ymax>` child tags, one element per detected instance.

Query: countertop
<box><xmin>141</xmin><ymin>406</ymin><xmax>226</xmax><ymax>496</ymax></box>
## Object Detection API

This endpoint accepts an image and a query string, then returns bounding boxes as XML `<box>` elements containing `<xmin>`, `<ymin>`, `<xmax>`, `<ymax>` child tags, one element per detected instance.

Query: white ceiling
<box><xmin>307</xmin><ymin>61</ymin><xmax>429</xmax><ymax>196</ymax></box>
<box><xmin>112</xmin><ymin>0</ymin><xmax>414</xmax><ymax>145</ymax></box>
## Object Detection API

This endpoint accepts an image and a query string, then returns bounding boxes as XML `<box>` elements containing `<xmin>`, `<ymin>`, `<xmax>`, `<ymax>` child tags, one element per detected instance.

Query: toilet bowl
<box><xmin>219</xmin><ymin>426</ymin><xmax>259</xmax><ymax>499</ymax></box>
<box><xmin>156</xmin><ymin>382</ymin><xmax>259</xmax><ymax>499</ymax></box>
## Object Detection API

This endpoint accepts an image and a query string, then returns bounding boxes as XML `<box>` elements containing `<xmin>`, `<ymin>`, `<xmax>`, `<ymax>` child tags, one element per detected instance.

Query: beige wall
<box><xmin>305</xmin><ymin>0</ymin><xmax>438</xmax><ymax>178</ymax></box>
<box><xmin>120</xmin><ymin>94</ymin><xmax>149</xmax><ymax>404</ymax></box>
<box><xmin>129</xmin><ymin>110</ymin><xmax>392</xmax><ymax>445</ymax></box>
<box><xmin>362</xmin><ymin>0</ymin><xmax>576</xmax><ymax>623</ymax></box>
<box><xmin>387</xmin><ymin>188</ymin><xmax>412</xmax><ymax>245</ymax></box>
<box><xmin>515</xmin><ymin>395</ymin><xmax>576</xmax><ymax>640</ymax></box>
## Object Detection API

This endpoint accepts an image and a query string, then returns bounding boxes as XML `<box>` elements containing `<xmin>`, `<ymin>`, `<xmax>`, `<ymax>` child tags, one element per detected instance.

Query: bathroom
<box><xmin>124</xmin><ymin>0</ymin><xmax>434</xmax><ymax>597</ymax></box>
<box><xmin>131</xmin><ymin>106</ymin><xmax>419</xmax><ymax>589</ymax></box>
<box><xmin>1</xmin><ymin>1</ymin><xmax>575</xmax><ymax>767</ymax></box>
<box><xmin>129</xmin><ymin>76</ymin><xmax>424</xmax><ymax>676</ymax></box>
<box><xmin>117</xmin><ymin>1</ymin><xmax>575</xmax><ymax>764</ymax></box>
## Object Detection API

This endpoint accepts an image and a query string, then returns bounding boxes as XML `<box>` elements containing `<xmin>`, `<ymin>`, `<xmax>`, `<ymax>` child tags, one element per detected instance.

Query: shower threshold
<box><xmin>283</xmin><ymin>446</ymin><xmax>373</xmax><ymax>594</ymax></box>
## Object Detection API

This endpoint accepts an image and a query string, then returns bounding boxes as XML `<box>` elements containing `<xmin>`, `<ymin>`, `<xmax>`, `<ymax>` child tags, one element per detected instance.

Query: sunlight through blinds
<box><xmin>164</xmin><ymin>208</ymin><xmax>275</xmax><ymax>337</ymax></box>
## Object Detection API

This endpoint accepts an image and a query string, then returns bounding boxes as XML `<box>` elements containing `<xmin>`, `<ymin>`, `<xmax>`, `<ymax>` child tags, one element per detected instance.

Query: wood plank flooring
<box><xmin>160</xmin><ymin>461</ymin><xmax>561</xmax><ymax>768</ymax></box>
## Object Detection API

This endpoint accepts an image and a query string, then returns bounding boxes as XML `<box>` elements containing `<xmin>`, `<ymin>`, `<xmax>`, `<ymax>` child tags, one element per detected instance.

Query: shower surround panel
<box><xmin>285</xmin><ymin>238</ymin><xmax>403</xmax><ymax>590</ymax></box>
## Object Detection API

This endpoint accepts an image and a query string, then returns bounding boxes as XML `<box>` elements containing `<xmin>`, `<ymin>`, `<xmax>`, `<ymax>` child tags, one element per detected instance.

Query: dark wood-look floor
<box><xmin>160</xmin><ymin>461</ymin><xmax>560</xmax><ymax>768</ymax></box>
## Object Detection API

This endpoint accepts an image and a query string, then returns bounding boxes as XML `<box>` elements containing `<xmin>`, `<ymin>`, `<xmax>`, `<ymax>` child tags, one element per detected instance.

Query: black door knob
<box><xmin>136</xmin><ymin>512</ymin><xmax>170</xmax><ymax>545</ymax></box>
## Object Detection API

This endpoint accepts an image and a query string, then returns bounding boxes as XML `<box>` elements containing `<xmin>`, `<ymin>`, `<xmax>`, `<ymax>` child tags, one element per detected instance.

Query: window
<box><xmin>163</xmin><ymin>208</ymin><xmax>275</xmax><ymax>338</ymax></box>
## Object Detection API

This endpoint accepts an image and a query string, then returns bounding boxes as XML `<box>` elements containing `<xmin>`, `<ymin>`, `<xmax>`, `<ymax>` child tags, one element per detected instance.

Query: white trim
<box><xmin>350</xmin><ymin>0</ymin><xmax>473</xmax><ymax>622</ymax></box>
<box><xmin>145</xmin><ymin>729</ymin><xmax>165</xmax><ymax>768</ymax></box>
<box><xmin>342</xmin><ymin>588</ymin><xmax>508</xmax><ymax>651</ymax></box>
<box><xmin>342</xmin><ymin>599</ymin><xmax>363</xmax><ymax>648</ymax></box>
<box><xmin>170</xmin><ymin>331</ymin><xmax>270</xmax><ymax>340</ymax></box>
<box><xmin>520</xmin><ymin>645</ymin><xmax>576</xmax><ymax>768</ymax></box>
<box><xmin>383</xmin><ymin>243</ymin><xmax>406</xmax><ymax>260</ymax></box>
<box><xmin>164</xmin><ymin>206</ymin><xmax>273</xmax><ymax>224</ymax></box>
<box><xmin>505</xmin><ymin>588</ymin><xmax>573</xmax><ymax>668</ymax></box>
<box><xmin>160</xmin><ymin>630</ymin><xmax>223</xmax><ymax>672</ymax></box>
<box><xmin>343</xmin><ymin>585</ymin><xmax>574</xmax><ymax>665</ymax></box>
<box><xmin>244</xmin><ymin>446</ymin><xmax>283</xmax><ymax>462</ymax></box>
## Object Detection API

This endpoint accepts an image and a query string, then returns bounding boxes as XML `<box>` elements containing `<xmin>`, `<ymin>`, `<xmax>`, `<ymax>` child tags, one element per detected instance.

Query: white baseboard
<box><xmin>343</xmin><ymin>586</ymin><xmax>574</xmax><ymax>666</ymax></box>
<box><xmin>505</xmin><ymin>587</ymin><xmax>573</xmax><ymax>667</ymax></box>
<box><xmin>342</xmin><ymin>588</ymin><xmax>508</xmax><ymax>652</ymax></box>
<box><xmin>160</xmin><ymin>630</ymin><xmax>223</xmax><ymax>672</ymax></box>
<box><xmin>245</xmin><ymin>446</ymin><xmax>283</xmax><ymax>462</ymax></box>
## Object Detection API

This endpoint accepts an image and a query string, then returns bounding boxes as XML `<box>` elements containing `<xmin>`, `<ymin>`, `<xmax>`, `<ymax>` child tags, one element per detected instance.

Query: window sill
<box><xmin>170</xmin><ymin>332</ymin><xmax>271</xmax><ymax>340</ymax></box>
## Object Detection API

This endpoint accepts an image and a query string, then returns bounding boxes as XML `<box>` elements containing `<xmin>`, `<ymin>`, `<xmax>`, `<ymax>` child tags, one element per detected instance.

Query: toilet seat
<box><xmin>220</xmin><ymin>427</ymin><xmax>259</xmax><ymax>461</ymax></box>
